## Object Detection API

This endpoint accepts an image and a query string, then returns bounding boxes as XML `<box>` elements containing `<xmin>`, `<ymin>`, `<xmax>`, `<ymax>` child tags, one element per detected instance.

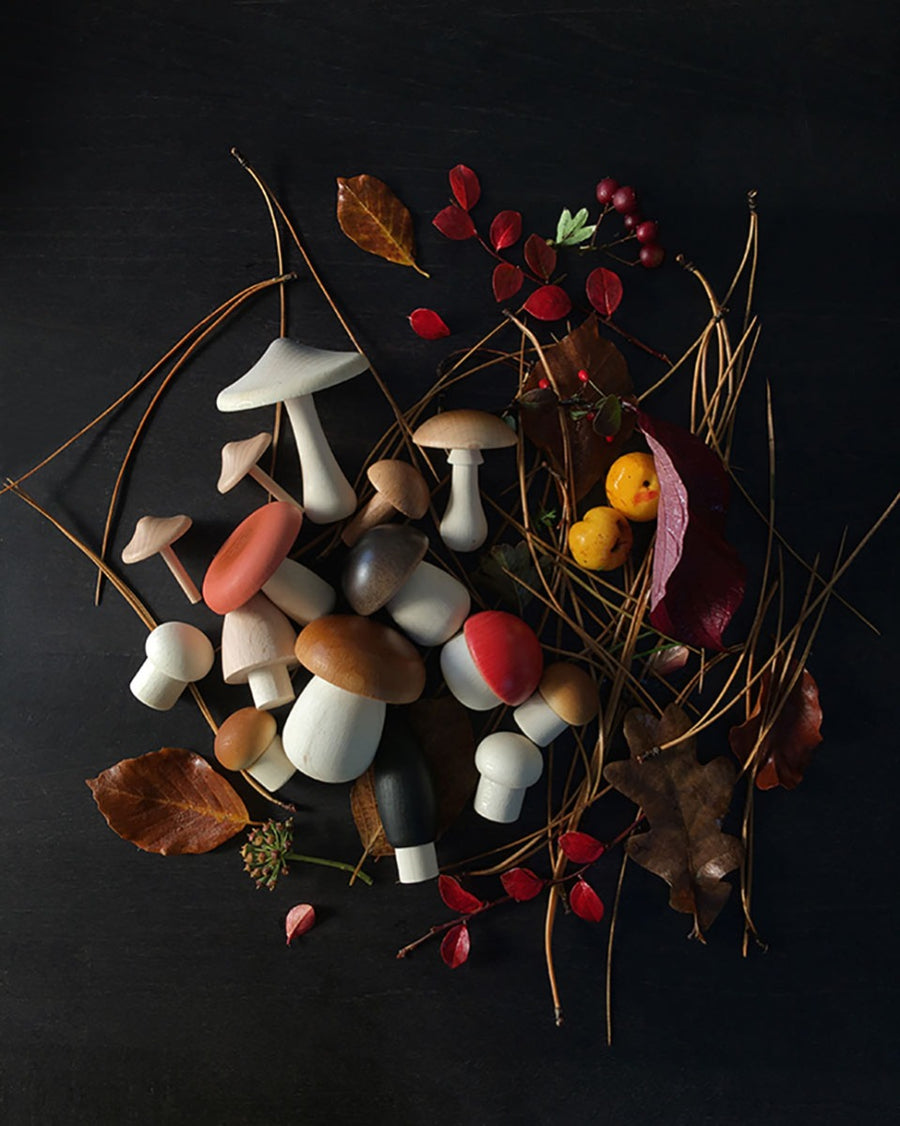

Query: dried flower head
<box><xmin>241</xmin><ymin>818</ymin><xmax>294</xmax><ymax>890</ymax></box>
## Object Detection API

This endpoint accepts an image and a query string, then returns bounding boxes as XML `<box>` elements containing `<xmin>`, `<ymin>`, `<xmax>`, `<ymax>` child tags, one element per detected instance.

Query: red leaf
<box><xmin>449</xmin><ymin>164</ymin><xmax>481</xmax><ymax>211</ymax></box>
<box><xmin>558</xmin><ymin>831</ymin><xmax>606</xmax><ymax>864</ymax></box>
<box><xmin>433</xmin><ymin>205</ymin><xmax>477</xmax><ymax>241</ymax></box>
<box><xmin>637</xmin><ymin>410</ymin><xmax>746</xmax><ymax>651</ymax></box>
<box><xmin>500</xmin><ymin>867</ymin><xmax>545</xmax><ymax>902</ymax></box>
<box><xmin>492</xmin><ymin>262</ymin><xmax>524</xmax><ymax>303</ymax></box>
<box><xmin>285</xmin><ymin>904</ymin><xmax>316</xmax><ymax>945</ymax></box>
<box><xmin>524</xmin><ymin>234</ymin><xmax>557</xmax><ymax>280</ymax></box>
<box><xmin>569</xmin><ymin>878</ymin><xmax>605</xmax><ymax>923</ymax></box>
<box><xmin>490</xmin><ymin>210</ymin><xmax>522</xmax><ymax>250</ymax></box>
<box><xmin>523</xmin><ymin>284</ymin><xmax>572</xmax><ymax>321</ymax></box>
<box><xmin>586</xmin><ymin>267</ymin><xmax>624</xmax><ymax>316</ymax></box>
<box><xmin>438</xmin><ymin>874</ymin><xmax>484</xmax><ymax>914</ymax></box>
<box><xmin>440</xmin><ymin>922</ymin><xmax>471</xmax><ymax>968</ymax></box>
<box><xmin>409</xmin><ymin>307</ymin><xmax>451</xmax><ymax>340</ymax></box>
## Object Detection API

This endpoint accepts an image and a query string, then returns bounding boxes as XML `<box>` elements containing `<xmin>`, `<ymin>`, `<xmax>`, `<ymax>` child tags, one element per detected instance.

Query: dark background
<box><xmin>2</xmin><ymin>3</ymin><xmax>898</xmax><ymax>1124</ymax></box>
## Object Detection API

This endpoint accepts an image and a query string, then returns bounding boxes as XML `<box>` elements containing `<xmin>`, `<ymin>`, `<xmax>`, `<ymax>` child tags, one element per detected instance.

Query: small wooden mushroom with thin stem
<box><xmin>129</xmin><ymin>621</ymin><xmax>215</xmax><ymax>710</ymax></box>
<box><xmin>440</xmin><ymin>610</ymin><xmax>543</xmax><ymax>711</ymax></box>
<box><xmin>474</xmin><ymin>731</ymin><xmax>544</xmax><ymax>823</ymax></box>
<box><xmin>341</xmin><ymin>459</ymin><xmax>430</xmax><ymax>546</ymax></box>
<box><xmin>121</xmin><ymin>514</ymin><xmax>201</xmax><ymax>603</ymax></box>
<box><xmin>214</xmin><ymin>707</ymin><xmax>295</xmax><ymax>792</ymax></box>
<box><xmin>217</xmin><ymin>432</ymin><xmax>302</xmax><ymax>509</ymax></box>
<box><xmin>513</xmin><ymin>662</ymin><xmax>599</xmax><ymax>746</ymax></box>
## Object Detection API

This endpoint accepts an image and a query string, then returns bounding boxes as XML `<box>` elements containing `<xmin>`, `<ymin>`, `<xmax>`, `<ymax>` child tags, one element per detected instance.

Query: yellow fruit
<box><xmin>605</xmin><ymin>452</ymin><xmax>660</xmax><ymax>522</ymax></box>
<box><xmin>568</xmin><ymin>506</ymin><xmax>634</xmax><ymax>571</ymax></box>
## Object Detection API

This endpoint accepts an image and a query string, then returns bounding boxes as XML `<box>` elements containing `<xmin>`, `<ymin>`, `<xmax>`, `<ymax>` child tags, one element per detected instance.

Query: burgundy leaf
<box><xmin>438</xmin><ymin>874</ymin><xmax>484</xmax><ymax>914</ymax></box>
<box><xmin>440</xmin><ymin>922</ymin><xmax>471</xmax><ymax>968</ymax></box>
<box><xmin>409</xmin><ymin>307</ymin><xmax>451</xmax><ymax>340</ymax></box>
<box><xmin>490</xmin><ymin>210</ymin><xmax>522</xmax><ymax>250</ymax></box>
<box><xmin>569</xmin><ymin>878</ymin><xmax>605</xmax><ymax>923</ymax></box>
<box><xmin>523</xmin><ymin>284</ymin><xmax>572</xmax><ymax>321</ymax></box>
<box><xmin>524</xmin><ymin>233</ymin><xmax>557</xmax><ymax>280</ymax></box>
<box><xmin>558</xmin><ymin>831</ymin><xmax>606</xmax><ymax>864</ymax></box>
<box><xmin>500</xmin><ymin>867</ymin><xmax>545</xmax><ymax>902</ymax></box>
<box><xmin>492</xmin><ymin>262</ymin><xmax>524</xmax><ymax>303</ymax></box>
<box><xmin>433</xmin><ymin>205</ymin><xmax>477</xmax><ymax>241</ymax></box>
<box><xmin>285</xmin><ymin>904</ymin><xmax>316</xmax><ymax>945</ymax></box>
<box><xmin>586</xmin><ymin>267</ymin><xmax>624</xmax><ymax>316</ymax></box>
<box><xmin>449</xmin><ymin>164</ymin><xmax>481</xmax><ymax>211</ymax></box>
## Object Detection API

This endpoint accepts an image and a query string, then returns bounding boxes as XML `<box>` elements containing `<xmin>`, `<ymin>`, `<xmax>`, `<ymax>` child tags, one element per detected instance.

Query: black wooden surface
<box><xmin>2</xmin><ymin>3</ymin><xmax>898</xmax><ymax>1123</ymax></box>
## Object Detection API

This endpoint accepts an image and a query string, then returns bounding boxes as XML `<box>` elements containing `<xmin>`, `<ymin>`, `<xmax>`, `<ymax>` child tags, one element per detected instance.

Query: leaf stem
<box><xmin>285</xmin><ymin>851</ymin><xmax>373</xmax><ymax>887</ymax></box>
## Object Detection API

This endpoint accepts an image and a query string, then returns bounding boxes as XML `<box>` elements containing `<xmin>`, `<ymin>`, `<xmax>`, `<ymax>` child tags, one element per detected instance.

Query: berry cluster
<box><xmin>596</xmin><ymin>177</ymin><xmax>664</xmax><ymax>269</ymax></box>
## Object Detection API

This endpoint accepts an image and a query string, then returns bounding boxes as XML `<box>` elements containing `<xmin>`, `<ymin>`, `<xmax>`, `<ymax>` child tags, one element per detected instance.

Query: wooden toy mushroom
<box><xmin>221</xmin><ymin>593</ymin><xmax>298</xmax><ymax>710</ymax></box>
<box><xmin>474</xmin><ymin>732</ymin><xmax>544</xmax><ymax>823</ymax></box>
<box><xmin>373</xmin><ymin>712</ymin><xmax>439</xmax><ymax>884</ymax></box>
<box><xmin>214</xmin><ymin>707</ymin><xmax>295</xmax><ymax>792</ymax></box>
<box><xmin>341</xmin><ymin>525</ymin><xmax>470</xmax><ymax>648</ymax></box>
<box><xmin>412</xmin><ymin>409</ymin><xmax>517</xmax><ymax>552</ymax></box>
<box><xmin>440</xmin><ymin>610</ymin><xmax>543</xmax><ymax>711</ymax></box>
<box><xmin>216</xmin><ymin>338</ymin><xmax>369</xmax><ymax>524</ymax></box>
<box><xmin>513</xmin><ymin>662</ymin><xmax>599</xmax><ymax>746</ymax></box>
<box><xmin>129</xmin><ymin>621</ymin><xmax>215</xmax><ymax>710</ymax></box>
<box><xmin>341</xmin><ymin>459</ymin><xmax>430</xmax><ymax>546</ymax></box>
<box><xmin>203</xmin><ymin>501</ymin><xmax>334</xmax><ymax>627</ymax></box>
<box><xmin>217</xmin><ymin>432</ymin><xmax>302</xmax><ymax>509</ymax></box>
<box><xmin>282</xmin><ymin>615</ymin><xmax>426</xmax><ymax>784</ymax></box>
<box><xmin>121</xmin><ymin>514</ymin><xmax>201</xmax><ymax>603</ymax></box>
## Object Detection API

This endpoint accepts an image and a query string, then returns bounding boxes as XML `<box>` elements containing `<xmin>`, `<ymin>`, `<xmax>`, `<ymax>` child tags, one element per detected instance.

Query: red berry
<box><xmin>595</xmin><ymin>177</ymin><xmax>618</xmax><ymax>204</ymax></box>
<box><xmin>623</xmin><ymin>212</ymin><xmax>643</xmax><ymax>231</ymax></box>
<box><xmin>611</xmin><ymin>186</ymin><xmax>638</xmax><ymax>214</ymax></box>
<box><xmin>639</xmin><ymin>244</ymin><xmax>665</xmax><ymax>269</ymax></box>
<box><xmin>538</xmin><ymin>377</ymin><xmax>550</xmax><ymax>389</ymax></box>
<box><xmin>585</xmin><ymin>411</ymin><xmax>596</xmax><ymax>422</ymax></box>
<box><xmin>635</xmin><ymin>220</ymin><xmax>658</xmax><ymax>245</ymax></box>
<box><xmin>577</xmin><ymin>369</ymin><xmax>590</xmax><ymax>383</ymax></box>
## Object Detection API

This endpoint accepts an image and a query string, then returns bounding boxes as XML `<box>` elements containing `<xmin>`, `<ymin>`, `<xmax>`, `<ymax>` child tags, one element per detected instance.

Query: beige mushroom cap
<box><xmin>217</xmin><ymin>433</ymin><xmax>272</xmax><ymax>493</ymax></box>
<box><xmin>214</xmin><ymin>707</ymin><xmax>278</xmax><ymax>771</ymax></box>
<box><xmin>367</xmin><ymin>459</ymin><xmax>430</xmax><ymax>519</ymax></box>
<box><xmin>538</xmin><ymin>662</ymin><xmax>599</xmax><ymax>726</ymax></box>
<box><xmin>412</xmin><ymin>409</ymin><xmax>517</xmax><ymax>452</ymax></box>
<box><xmin>122</xmin><ymin>514</ymin><xmax>192</xmax><ymax>564</ymax></box>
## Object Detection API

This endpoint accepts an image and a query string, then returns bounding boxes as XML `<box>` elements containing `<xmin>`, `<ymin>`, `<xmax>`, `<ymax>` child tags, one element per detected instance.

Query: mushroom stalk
<box><xmin>247</xmin><ymin>465</ymin><xmax>304</xmax><ymax>510</ymax></box>
<box><xmin>284</xmin><ymin>394</ymin><xmax>356</xmax><ymax>524</ymax></box>
<box><xmin>129</xmin><ymin>662</ymin><xmax>187</xmax><ymax>712</ymax></box>
<box><xmin>386</xmin><ymin>561</ymin><xmax>470</xmax><ymax>648</ymax></box>
<box><xmin>159</xmin><ymin>545</ymin><xmax>202</xmax><ymax>604</ymax></box>
<box><xmin>440</xmin><ymin>449</ymin><xmax>487</xmax><ymax>552</ymax></box>
<box><xmin>513</xmin><ymin>692</ymin><xmax>568</xmax><ymax>747</ymax></box>
<box><xmin>341</xmin><ymin>491</ymin><xmax>400</xmax><ymax>547</ymax></box>
<box><xmin>283</xmin><ymin>678</ymin><xmax>386</xmax><ymax>783</ymax></box>
<box><xmin>439</xmin><ymin>631</ymin><xmax>503</xmax><ymax>711</ymax></box>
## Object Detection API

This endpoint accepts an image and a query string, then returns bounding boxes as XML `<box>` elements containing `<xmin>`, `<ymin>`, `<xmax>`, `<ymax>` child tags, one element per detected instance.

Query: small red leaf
<box><xmin>501</xmin><ymin>867</ymin><xmax>545</xmax><ymax>902</ymax></box>
<box><xmin>449</xmin><ymin>164</ymin><xmax>481</xmax><ymax>211</ymax></box>
<box><xmin>433</xmin><ymin>205</ymin><xmax>477</xmax><ymax>240</ymax></box>
<box><xmin>440</xmin><ymin>922</ymin><xmax>471</xmax><ymax>968</ymax></box>
<box><xmin>586</xmin><ymin>267</ymin><xmax>624</xmax><ymax>316</ymax></box>
<box><xmin>569</xmin><ymin>878</ymin><xmax>605</xmax><ymax>923</ymax></box>
<box><xmin>558</xmin><ymin>831</ymin><xmax>606</xmax><ymax>864</ymax></box>
<box><xmin>438</xmin><ymin>874</ymin><xmax>484</xmax><ymax>914</ymax></box>
<box><xmin>409</xmin><ymin>307</ymin><xmax>451</xmax><ymax>340</ymax></box>
<box><xmin>490</xmin><ymin>210</ymin><xmax>522</xmax><ymax>250</ymax></box>
<box><xmin>523</xmin><ymin>284</ymin><xmax>572</xmax><ymax>321</ymax></box>
<box><xmin>524</xmin><ymin>234</ymin><xmax>557</xmax><ymax>280</ymax></box>
<box><xmin>285</xmin><ymin>904</ymin><xmax>316</xmax><ymax>945</ymax></box>
<box><xmin>492</xmin><ymin>262</ymin><xmax>524</xmax><ymax>303</ymax></box>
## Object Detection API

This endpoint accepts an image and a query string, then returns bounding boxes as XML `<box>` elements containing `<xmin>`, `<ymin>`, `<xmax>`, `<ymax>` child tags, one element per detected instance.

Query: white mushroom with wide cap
<box><xmin>341</xmin><ymin>459</ymin><xmax>431</xmax><ymax>546</ymax></box>
<box><xmin>217</xmin><ymin>432</ymin><xmax>303</xmax><ymax>510</ymax></box>
<box><xmin>474</xmin><ymin>731</ymin><xmax>544</xmax><ymax>823</ymax></box>
<box><xmin>412</xmin><ymin>409</ymin><xmax>516</xmax><ymax>552</ymax></box>
<box><xmin>214</xmin><ymin>707</ymin><xmax>295</xmax><ymax>792</ymax></box>
<box><xmin>513</xmin><ymin>661</ymin><xmax>599</xmax><ymax>746</ymax></box>
<box><xmin>216</xmin><ymin>338</ymin><xmax>369</xmax><ymax>524</ymax></box>
<box><xmin>221</xmin><ymin>592</ymin><xmax>299</xmax><ymax>711</ymax></box>
<box><xmin>129</xmin><ymin>621</ymin><xmax>215</xmax><ymax>711</ymax></box>
<box><xmin>121</xmin><ymin>514</ymin><xmax>201</xmax><ymax>604</ymax></box>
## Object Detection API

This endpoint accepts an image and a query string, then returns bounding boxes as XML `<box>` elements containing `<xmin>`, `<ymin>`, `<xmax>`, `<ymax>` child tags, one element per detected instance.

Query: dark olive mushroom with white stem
<box><xmin>474</xmin><ymin>731</ymin><xmax>544</xmax><ymax>823</ymax></box>
<box><xmin>214</xmin><ymin>707</ymin><xmax>295</xmax><ymax>792</ymax></box>
<box><xmin>121</xmin><ymin>514</ymin><xmax>201</xmax><ymax>604</ymax></box>
<box><xmin>513</xmin><ymin>661</ymin><xmax>599</xmax><ymax>746</ymax></box>
<box><xmin>341</xmin><ymin>458</ymin><xmax>431</xmax><ymax>546</ymax></box>
<box><xmin>129</xmin><ymin>621</ymin><xmax>215</xmax><ymax>711</ymax></box>
<box><xmin>217</xmin><ymin>432</ymin><xmax>302</xmax><ymax>510</ymax></box>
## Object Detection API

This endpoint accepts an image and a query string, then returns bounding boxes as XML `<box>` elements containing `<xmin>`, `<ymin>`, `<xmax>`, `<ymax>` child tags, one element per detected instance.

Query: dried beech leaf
<box><xmin>569</xmin><ymin>877</ymin><xmax>605</xmax><ymax>922</ymax></box>
<box><xmin>440</xmin><ymin>922</ymin><xmax>471</xmax><ymax>968</ymax></box>
<box><xmin>501</xmin><ymin>867</ymin><xmax>545</xmax><ymax>902</ymax></box>
<box><xmin>86</xmin><ymin>747</ymin><xmax>249</xmax><ymax>855</ymax></box>
<box><xmin>285</xmin><ymin>904</ymin><xmax>316</xmax><ymax>945</ymax></box>
<box><xmin>438</xmin><ymin>874</ymin><xmax>484</xmax><ymax>914</ymax></box>
<box><xmin>350</xmin><ymin>767</ymin><xmax>394</xmax><ymax>859</ymax></box>
<box><xmin>336</xmin><ymin>174</ymin><xmax>428</xmax><ymax>276</ymax></box>
<box><xmin>558</xmin><ymin>831</ymin><xmax>606</xmax><ymax>864</ymax></box>
<box><xmin>604</xmin><ymin>705</ymin><xmax>743</xmax><ymax>936</ymax></box>
<box><xmin>406</xmin><ymin>697</ymin><xmax>477</xmax><ymax>837</ymax></box>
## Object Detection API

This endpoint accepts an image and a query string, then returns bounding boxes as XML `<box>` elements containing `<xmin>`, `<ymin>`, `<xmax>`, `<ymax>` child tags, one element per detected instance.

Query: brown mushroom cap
<box><xmin>217</xmin><ymin>432</ymin><xmax>272</xmax><ymax>493</ymax></box>
<box><xmin>538</xmin><ymin>662</ymin><xmax>599</xmax><ymax>726</ymax></box>
<box><xmin>341</xmin><ymin>525</ymin><xmax>429</xmax><ymax>615</ymax></box>
<box><xmin>294</xmin><ymin>615</ymin><xmax>425</xmax><ymax>704</ymax></box>
<box><xmin>366</xmin><ymin>459</ymin><xmax>430</xmax><ymax>519</ymax></box>
<box><xmin>214</xmin><ymin>707</ymin><xmax>277</xmax><ymax>771</ymax></box>
<box><xmin>122</xmin><ymin>514</ymin><xmax>192</xmax><ymax>564</ymax></box>
<box><xmin>412</xmin><ymin>409</ymin><xmax>517</xmax><ymax>451</ymax></box>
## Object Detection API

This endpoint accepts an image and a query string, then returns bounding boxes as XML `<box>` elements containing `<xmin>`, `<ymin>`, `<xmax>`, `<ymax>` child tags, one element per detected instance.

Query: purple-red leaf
<box><xmin>586</xmin><ymin>267</ymin><xmax>624</xmax><ymax>316</ymax></box>
<box><xmin>438</xmin><ymin>874</ymin><xmax>484</xmax><ymax>914</ymax></box>
<box><xmin>490</xmin><ymin>210</ymin><xmax>522</xmax><ymax>250</ymax></box>
<box><xmin>449</xmin><ymin>164</ymin><xmax>481</xmax><ymax>211</ymax></box>
<box><xmin>433</xmin><ymin>204</ymin><xmax>477</xmax><ymax>241</ymax></box>
<box><xmin>569</xmin><ymin>878</ymin><xmax>605</xmax><ymax>923</ymax></box>
<box><xmin>524</xmin><ymin>233</ymin><xmax>557</xmax><ymax>280</ymax></box>
<box><xmin>558</xmin><ymin>831</ymin><xmax>606</xmax><ymax>864</ymax></box>
<box><xmin>492</xmin><ymin>262</ymin><xmax>524</xmax><ymax>303</ymax></box>
<box><xmin>440</xmin><ymin>922</ymin><xmax>471</xmax><ymax>968</ymax></box>
<box><xmin>409</xmin><ymin>307</ymin><xmax>451</xmax><ymax>340</ymax></box>
<box><xmin>523</xmin><ymin>284</ymin><xmax>572</xmax><ymax>321</ymax></box>
<box><xmin>637</xmin><ymin>410</ymin><xmax>745</xmax><ymax>651</ymax></box>
<box><xmin>500</xmin><ymin>867</ymin><xmax>546</xmax><ymax>902</ymax></box>
<box><xmin>285</xmin><ymin>904</ymin><xmax>316</xmax><ymax>945</ymax></box>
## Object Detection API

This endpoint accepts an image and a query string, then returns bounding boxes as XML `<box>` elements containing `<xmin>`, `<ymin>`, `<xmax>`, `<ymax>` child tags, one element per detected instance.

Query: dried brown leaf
<box><xmin>350</xmin><ymin>766</ymin><xmax>394</xmax><ymax>860</ymax></box>
<box><xmin>336</xmin><ymin>174</ymin><xmax>428</xmax><ymax>276</ymax></box>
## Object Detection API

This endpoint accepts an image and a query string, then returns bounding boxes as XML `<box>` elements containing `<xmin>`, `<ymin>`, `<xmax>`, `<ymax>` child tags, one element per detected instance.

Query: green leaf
<box><xmin>555</xmin><ymin>208</ymin><xmax>573</xmax><ymax>243</ymax></box>
<box><xmin>557</xmin><ymin>223</ymin><xmax>596</xmax><ymax>248</ymax></box>
<box><xmin>474</xmin><ymin>542</ymin><xmax>549</xmax><ymax>613</ymax></box>
<box><xmin>592</xmin><ymin>395</ymin><xmax>623</xmax><ymax>438</ymax></box>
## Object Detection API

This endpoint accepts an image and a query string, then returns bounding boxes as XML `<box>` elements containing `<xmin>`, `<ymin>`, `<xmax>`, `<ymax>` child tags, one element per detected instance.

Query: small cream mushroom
<box><xmin>129</xmin><ymin>621</ymin><xmax>215</xmax><ymax>711</ymax></box>
<box><xmin>121</xmin><ymin>514</ymin><xmax>201</xmax><ymax>603</ymax></box>
<box><xmin>214</xmin><ymin>707</ymin><xmax>295</xmax><ymax>792</ymax></box>
<box><xmin>217</xmin><ymin>432</ymin><xmax>303</xmax><ymax>510</ymax></box>
<box><xmin>473</xmin><ymin>732</ymin><xmax>544</xmax><ymax>823</ymax></box>
<box><xmin>513</xmin><ymin>662</ymin><xmax>599</xmax><ymax>746</ymax></box>
<box><xmin>221</xmin><ymin>592</ymin><xmax>298</xmax><ymax>710</ymax></box>
<box><xmin>412</xmin><ymin>409</ymin><xmax>516</xmax><ymax>552</ymax></box>
<box><xmin>341</xmin><ymin>459</ymin><xmax>431</xmax><ymax>546</ymax></box>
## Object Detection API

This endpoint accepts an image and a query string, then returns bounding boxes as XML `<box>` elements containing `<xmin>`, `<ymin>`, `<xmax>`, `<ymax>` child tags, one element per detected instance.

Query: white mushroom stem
<box><xmin>513</xmin><ymin>692</ymin><xmax>568</xmax><ymax>747</ymax></box>
<box><xmin>282</xmin><ymin>678</ymin><xmax>386</xmax><ymax>783</ymax></box>
<box><xmin>386</xmin><ymin>561</ymin><xmax>470</xmax><ymax>648</ymax></box>
<box><xmin>159</xmin><ymin>545</ymin><xmax>202</xmax><ymax>604</ymax></box>
<box><xmin>439</xmin><ymin>631</ymin><xmax>502</xmax><ymax>711</ymax></box>
<box><xmin>440</xmin><ymin>449</ymin><xmax>487</xmax><ymax>552</ymax></box>
<box><xmin>261</xmin><ymin>558</ymin><xmax>336</xmax><ymax>626</ymax></box>
<box><xmin>284</xmin><ymin>394</ymin><xmax>356</xmax><ymax>524</ymax></box>
<box><xmin>129</xmin><ymin>661</ymin><xmax>189</xmax><ymax>712</ymax></box>
<box><xmin>247</xmin><ymin>465</ymin><xmax>304</xmax><ymax>510</ymax></box>
<box><xmin>247</xmin><ymin>734</ymin><xmax>295</xmax><ymax>792</ymax></box>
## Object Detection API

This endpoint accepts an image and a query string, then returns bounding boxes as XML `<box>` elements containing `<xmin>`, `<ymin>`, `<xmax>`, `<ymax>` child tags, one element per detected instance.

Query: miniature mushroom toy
<box><xmin>412</xmin><ymin>409</ymin><xmax>517</xmax><ymax>552</ymax></box>
<box><xmin>513</xmin><ymin>662</ymin><xmax>599</xmax><ymax>746</ymax></box>
<box><xmin>440</xmin><ymin>610</ymin><xmax>543</xmax><ymax>711</ymax></box>
<box><xmin>217</xmin><ymin>432</ymin><xmax>302</xmax><ymax>509</ymax></box>
<box><xmin>214</xmin><ymin>707</ymin><xmax>295</xmax><ymax>792</ymax></box>
<box><xmin>282</xmin><ymin>615</ymin><xmax>426</xmax><ymax>784</ymax></box>
<box><xmin>474</xmin><ymin>732</ymin><xmax>544</xmax><ymax>823</ymax></box>
<box><xmin>341</xmin><ymin>459</ymin><xmax>431</xmax><ymax>546</ymax></box>
<box><xmin>121</xmin><ymin>514</ymin><xmax>201</xmax><ymax>603</ymax></box>
<box><xmin>216</xmin><ymin>338</ymin><xmax>370</xmax><ymax>524</ymax></box>
<box><xmin>221</xmin><ymin>593</ymin><xmax>298</xmax><ymax>710</ymax></box>
<box><xmin>129</xmin><ymin>621</ymin><xmax>215</xmax><ymax>711</ymax></box>
<box><xmin>341</xmin><ymin>525</ymin><xmax>470</xmax><ymax>648</ymax></box>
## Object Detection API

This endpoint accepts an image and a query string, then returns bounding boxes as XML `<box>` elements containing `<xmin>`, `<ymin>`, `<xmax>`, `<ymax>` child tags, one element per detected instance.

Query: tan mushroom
<box><xmin>513</xmin><ymin>662</ymin><xmax>599</xmax><ymax>746</ymax></box>
<box><xmin>341</xmin><ymin>459</ymin><xmax>430</xmax><ymax>546</ymax></box>
<box><xmin>221</xmin><ymin>592</ymin><xmax>298</xmax><ymax>710</ymax></box>
<box><xmin>214</xmin><ymin>707</ymin><xmax>295</xmax><ymax>792</ymax></box>
<box><xmin>217</xmin><ymin>432</ymin><xmax>302</xmax><ymax>510</ymax></box>
<box><xmin>121</xmin><ymin>514</ymin><xmax>201</xmax><ymax>603</ymax></box>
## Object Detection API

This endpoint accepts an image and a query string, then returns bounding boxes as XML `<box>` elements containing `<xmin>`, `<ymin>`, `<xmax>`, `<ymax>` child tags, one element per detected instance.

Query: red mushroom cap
<box><xmin>203</xmin><ymin>502</ymin><xmax>302</xmax><ymax>614</ymax></box>
<box><xmin>463</xmin><ymin>610</ymin><xmax>543</xmax><ymax>706</ymax></box>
